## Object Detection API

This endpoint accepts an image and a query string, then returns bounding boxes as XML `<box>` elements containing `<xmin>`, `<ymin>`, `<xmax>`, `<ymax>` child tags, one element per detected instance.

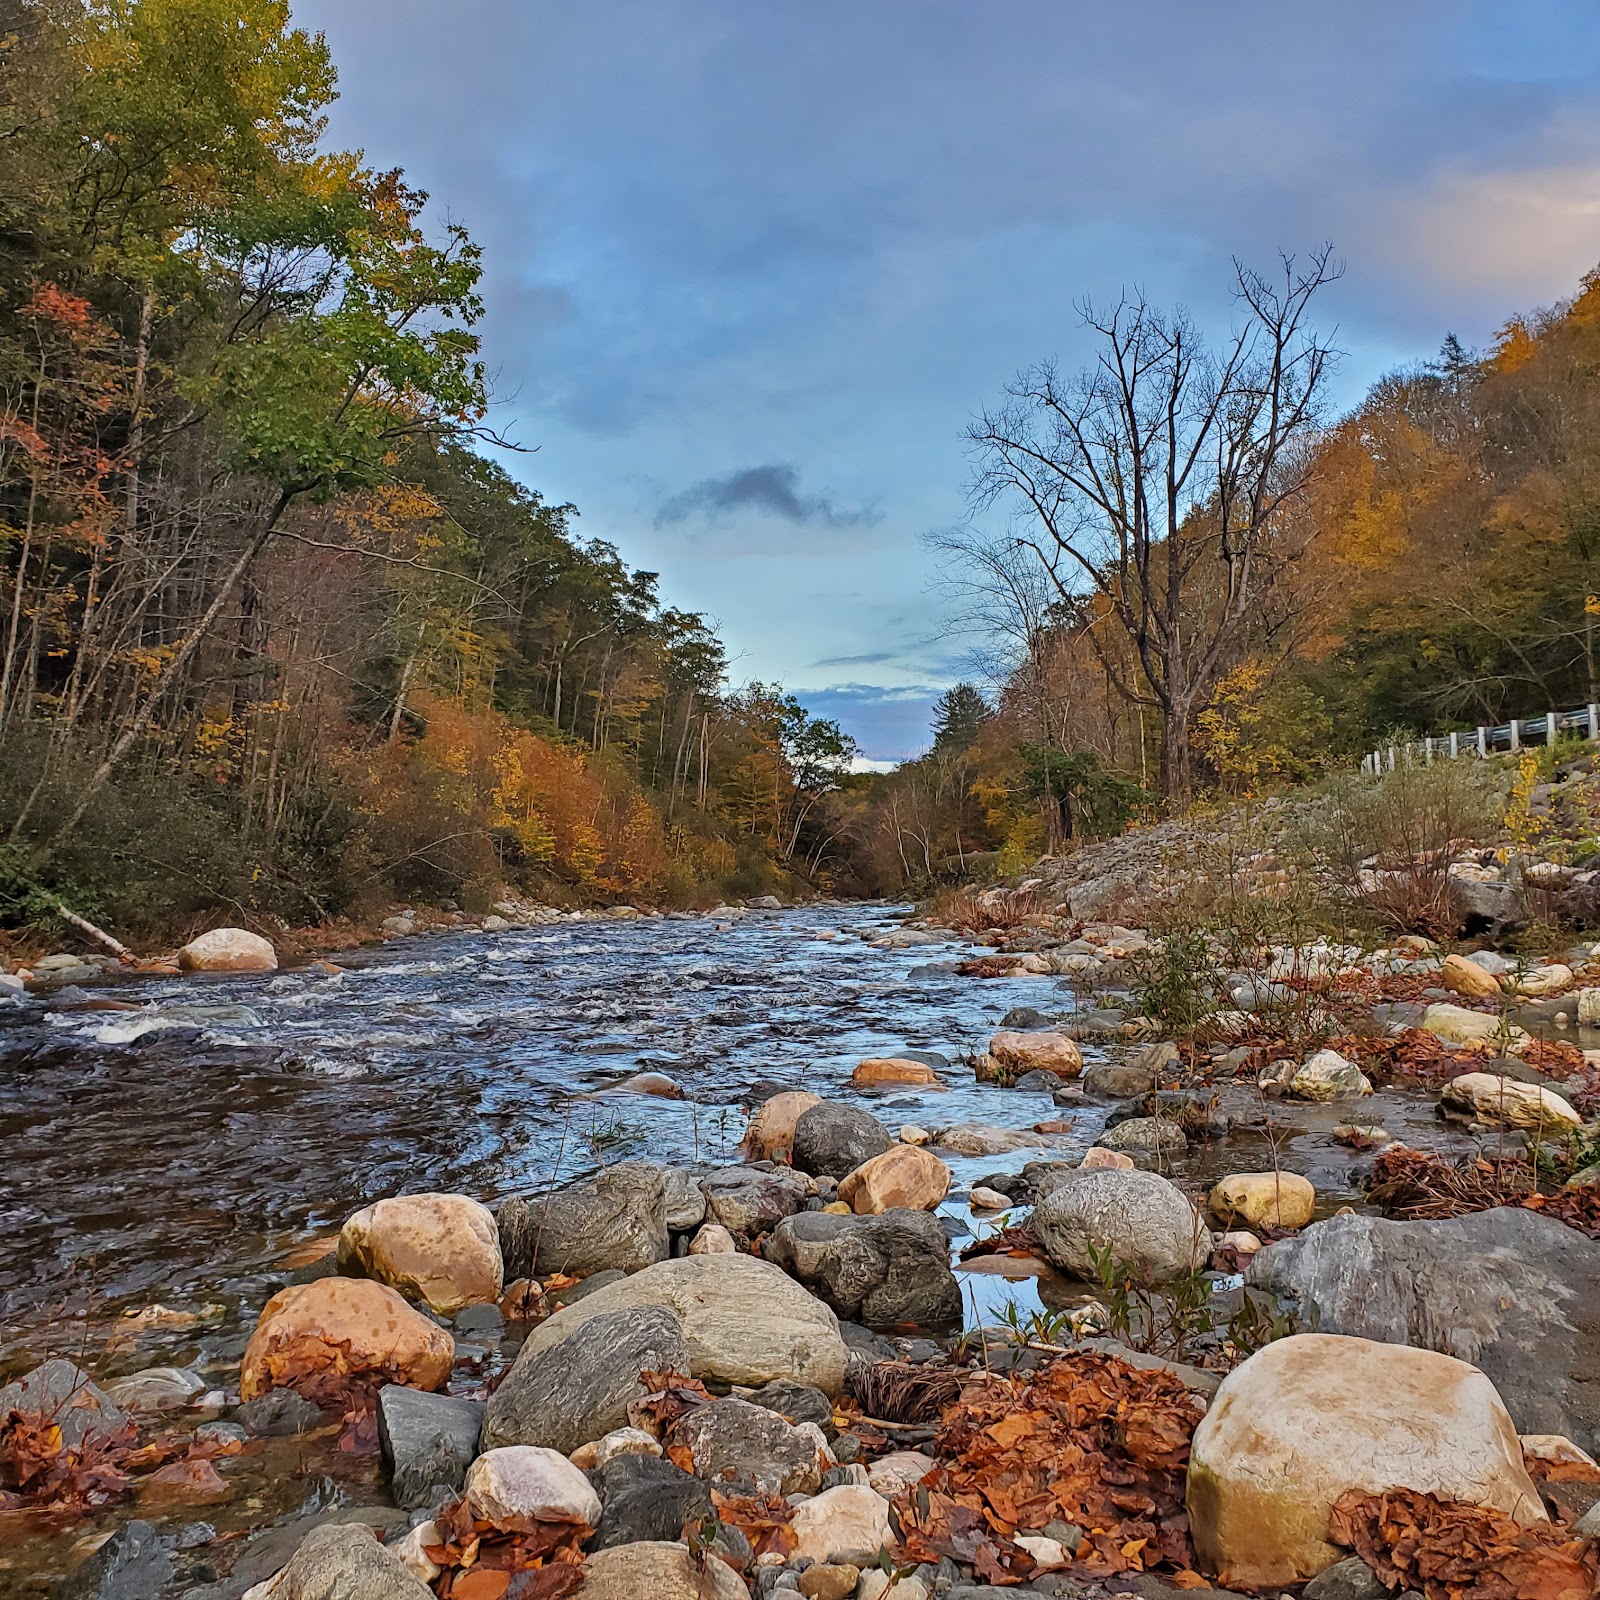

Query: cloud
<box><xmin>656</xmin><ymin>465</ymin><xmax>879</xmax><ymax>529</ymax></box>
<box><xmin>796</xmin><ymin>681</ymin><xmax>949</xmax><ymax>762</ymax></box>
<box><xmin>813</xmin><ymin>649</ymin><xmax>897</xmax><ymax>667</ymax></box>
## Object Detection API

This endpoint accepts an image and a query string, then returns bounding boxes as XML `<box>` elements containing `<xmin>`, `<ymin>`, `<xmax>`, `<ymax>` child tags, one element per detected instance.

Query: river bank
<box><xmin>3</xmin><ymin>888</ymin><xmax>1599</xmax><ymax>1599</ymax></box>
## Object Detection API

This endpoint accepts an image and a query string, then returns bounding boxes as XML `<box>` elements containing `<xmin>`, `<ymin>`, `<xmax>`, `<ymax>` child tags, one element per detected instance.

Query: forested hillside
<box><xmin>0</xmin><ymin>0</ymin><xmax>856</xmax><ymax>941</ymax></box>
<box><xmin>849</xmin><ymin>265</ymin><xmax>1600</xmax><ymax>896</ymax></box>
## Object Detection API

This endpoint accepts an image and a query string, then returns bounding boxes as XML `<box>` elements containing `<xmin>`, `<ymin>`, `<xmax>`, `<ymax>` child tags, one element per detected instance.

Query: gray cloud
<box><xmin>813</xmin><ymin>650</ymin><xmax>897</xmax><ymax>667</ymax></box>
<box><xmin>656</xmin><ymin>465</ymin><xmax>879</xmax><ymax>529</ymax></box>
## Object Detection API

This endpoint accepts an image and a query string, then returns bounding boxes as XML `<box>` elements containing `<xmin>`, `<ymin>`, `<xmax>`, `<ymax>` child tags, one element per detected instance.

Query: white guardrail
<box><xmin>1362</xmin><ymin>704</ymin><xmax>1600</xmax><ymax>775</ymax></box>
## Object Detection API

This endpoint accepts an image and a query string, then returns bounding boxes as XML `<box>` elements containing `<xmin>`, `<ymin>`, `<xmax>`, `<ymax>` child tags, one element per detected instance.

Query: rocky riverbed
<box><xmin>4</xmin><ymin>899</ymin><xmax>1600</xmax><ymax>1599</ymax></box>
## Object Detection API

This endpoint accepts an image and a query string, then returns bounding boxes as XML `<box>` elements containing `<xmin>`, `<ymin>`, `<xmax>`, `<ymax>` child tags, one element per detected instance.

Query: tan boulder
<box><xmin>1440</xmin><ymin>1072</ymin><xmax>1581</xmax><ymax>1133</ymax></box>
<box><xmin>337</xmin><ymin>1192</ymin><xmax>502</xmax><ymax>1315</ymax></box>
<box><xmin>239</xmin><ymin>1277</ymin><xmax>453</xmax><ymax>1401</ymax></box>
<box><xmin>1187</xmin><ymin>1333</ymin><xmax>1545</xmax><ymax>1587</ymax></box>
<box><xmin>1421</xmin><ymin>1003</ymin><xmax>1530</xmax><ymax>1052</ymax></box>
<box><xmin>987</xmin><ymin>1030</ymin><xmax>1083</xmax><ymax>1078</ymax></box>
<box><xmin>789</xmin><ymin>1484</ymin><xmax>893</xmax><ymax>1565</ymax></box>
<box><xmin>688</xmin><ymin>1223</ymin><xmax>737</xmax><ymax>1255</ymax></box>
<box><xmin>1439</xmin><ymin>953</ymin><xmax>1503</xmax><ymax>999</ymax></box>
<box><xmin>1080</xmin><ymin>1147</ymin><xmax>1135</xmax><ymax>1171</ymax></box>
<box><xmin>177</xmin><ymin>927</ymin><xmax>277</xmax><ymax>973</ymax></box>
<box><xmin>743</xmin><ymin>1091</ymin><xmax>823</xmax><ymax>1161</ymax></box>
<box><xmin>1208</xmin><ymin>1172</ymin><xmax>1315</xmax><ymax>1231</ymax></box>
<box><xmin>851</xmin><ymin>1058</ymin><xmax>946</xmax><ymax>1090</ymax></box>
<box><xmin>465</xmin><ymin>1444</ymin><xmax>600</xmax><ymax>1531</ymax></box>
<box><xmin>837</xmin><ymin>1145</ymin><xmax>951</xmax><ymax>1214</ymax></box>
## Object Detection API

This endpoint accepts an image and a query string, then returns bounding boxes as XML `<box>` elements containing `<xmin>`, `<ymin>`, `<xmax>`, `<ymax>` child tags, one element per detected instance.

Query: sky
<box><xmin>296</xmin><ymin>0</ymin><xmax>1600</xmax><ymax>761</ymax></box>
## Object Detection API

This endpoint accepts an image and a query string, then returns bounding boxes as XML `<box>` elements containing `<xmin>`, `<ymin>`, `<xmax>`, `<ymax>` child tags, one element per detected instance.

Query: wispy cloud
<box><xmin>813</xmin><ymin>649</ymin><xmax>897</xmax><ymax>667</ymax></box>
<box><xmin>656</xmin><ymin>464</ymin><xmax>878</xmax><ymax>529</ymax></box>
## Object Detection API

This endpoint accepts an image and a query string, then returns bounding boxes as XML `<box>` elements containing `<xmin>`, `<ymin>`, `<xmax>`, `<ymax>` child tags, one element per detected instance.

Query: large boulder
<box><xmin>1249</xmin><ymin>1207</ymin><xmax>1600</xmax><ymax>1440</ymax></box>
<box><xmin>789</xmin><ymin>1484</ymin><xmax>893</xmax><ymax>1565</ymax></box>
<box><xmin>851</xmin><ymin>1058</ymin><xmax>946</xmax><ymax>1090</ymax></box>
<box><xmin>986</xmin><ymin>1030</ymin><xmax>1083</xmax><ymax>1078</ymax></box>
<box><xmin>1187</xmin><ymin>1333</ymin><xmax>1545</xmax><ymax>1587</ymax></box>
<box><xmin>377</xmin><ymin>1385</ymin><xmax>482</xmax><ymax>1510</ymax></box>
<box><xmin>590</xmin><ymin>1454</ymin><xmax>713</xmax><ymax>1550</ymax></box>
<box><xmin>766</xmin><ymin>1209</ymin><xmax>962</xmax><ymax>1326</ymax></box>
<box><xmin>1031</xmin><ymin>1169</ymin><xmax>1205</xmax><ymax>1283</ymax></box>
<box><xmin>1286</xmin><ymin>1050</ymin><xmax>1372</xmax><ymax>1101</ymax></box>
<box><xmin>699</xmin><ymin>1164</ymin><xmax>810</xmax><ymax>1239</ymax></box>
<box><xmin>933</xmin><ymin>1123</ymin><xmax>1049</xmax><ymax>1157</ymax></box>
<box><xmin>178</xmin><ymin>927</ymin><xmax>278</xmax><ymax>973</ymax></box>
<box><xmin>337</xmin><ymin>1192</ymin><xmax>502</xmax><ymax>1315</ymax></box>
<box><xmin>1208</xmin><ymin>1172</ymin><xmax>1315</xmax><ymax>1231</ymax></box>
<box><xmin>837</xmin><ymin>1145</ymin><xmax>951</xmax><ymax>1214</ymax></box>
<box><xmin>498</xmin><ymin>1162</ymin><xmax>670</xmax><ymax>1279</ymax></box>
<box><xmin>666</xmin><ymin>1395</ymin><xmax>824</xmax><ymax>1494</ymax></box>
<box><xmin>259</xmin><ymin>1523</ymin><xmax>433</xmax><ymax>1600</ymax></box>
<box><xmin>0</xmin><ymin>1359</ymin><xmax>126</xmax><ymax>1450</ymax></box>
<box><xmin>1439</xmin><ymin>1072</ymin><xmax>1580</xmax><ymax>1132</ymax></box>
<box><xmin>495</xmin><ymin>1254</ymin><xmax>849</xmax><ymax>1395</ymax></box>
<box><xmin>466</xmin><ymin>1444</ymin><xmax>601</xmax><ymax>1531</ymax></box>
<box><xmin>1440</xmin><ymin>953</ymin><xmax>1502</xmax><ymax>999</ymax></box>
<box><xmin>481</xmin><ymin>1306</ymin><xmax>690</xmax><ymax>1455</ymax></box>
<box><xmin>578</xmin><ymin>1541</ymin><xmax>748</xmax><ymax>1600</ymax></box>
<box><xmin>1095</xmin><ymin>1116</ymin><xmax>1187</xmax><ymax>1157</ymax></box>
<box><xmin>742</xmin><ymin>1091</ymin><xmax>823</xmax><ymax>1162</ymax></box>
<box><xmin>239</xmin><ymin>1278</ymin><xmax>453</xmax><ymax>1402</ymax></box>
<box><xmin>792</xmin><ymin>1103</ymin><xmax>893</xmax><ymax>1179</ymax></box>
<box><xmin>1420</xmin><ymin>1002</ymin><xmax>1530</xmax><ymax>1052</ymax></box>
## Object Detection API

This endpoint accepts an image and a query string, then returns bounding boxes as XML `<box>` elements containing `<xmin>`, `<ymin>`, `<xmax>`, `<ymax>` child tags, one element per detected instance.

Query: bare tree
<box><xmin>966</xmin><ymin>249</ymin><xmax>1341</xmax><ymax>803</ymax></box>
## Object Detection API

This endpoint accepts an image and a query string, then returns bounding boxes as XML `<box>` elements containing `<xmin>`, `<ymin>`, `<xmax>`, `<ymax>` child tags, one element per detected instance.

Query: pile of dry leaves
<box><xmin>1365</xmin><ymin>1148</ymin><xmax>1600</xmax><ymax>1239</ymax></box>
<box><xmin>422</xmin><ymin>1494</ymin><xmax>587</xmax><ymax>1599</ymax></box>
<box><xmin>892</xmin><ymin>1350</ymin><xmax>1205</xmax><ymax>1585</ymax></box>
<box><xmin>1327</xmin><ymin>1488</ymin><xmax>1596</xmax><ymax>1600</ymax></box>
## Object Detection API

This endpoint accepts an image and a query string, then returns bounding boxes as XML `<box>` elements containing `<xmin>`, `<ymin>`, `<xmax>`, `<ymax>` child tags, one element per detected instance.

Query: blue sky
<box><xmin>298</xmin><ymin>1</ymin><xmax>1600</xmax><ymax>760</ymax></box>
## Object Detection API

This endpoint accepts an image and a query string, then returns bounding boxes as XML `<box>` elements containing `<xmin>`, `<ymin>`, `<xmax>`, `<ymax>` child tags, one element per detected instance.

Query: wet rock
<box><xmin>465</xmin><ymin>1444</ymin><xmax>601</xmax><ymax>1531</ymax></box>
<box><xmin>789</xmin><ymin>1484</ymin><xmax>893</xmax><ymax>1564</ymax></box>
<box><xmin>700</xmin><ymin>1164</ymin><xmax>810</xmax><ymax>1239</ymax></box>
<box><xmin>969</xmin><ymin>1186</ymin><xmax>1012</xmax><ymax>1211</ymax></box>
<box><xmin>746</xmin><ymin>1378</ymin><xmax>833</xmax><ymax>1431</ymax></box>
<box><xmin>257</xmin><ymin>1522</ymin><xmax>432</xmax><ymax>1600</ymax></box>
<box><xmin>986</xmin><ymin>1030</ymin><xmax>1083</xmax><ymax>1078</ymax></box>
<box><xmin>851</xmin><ymin>1057</ymin><xmax>947</xmax><ymax>1090</ymax></box>
<box><xmin>1208</xmin><ymin>1172</ymin><xmax>1315</xmax><ymax>1231</ymax></box>
<box><xmin>591</xmin><ymin>1452</ymin><xmax>714</xmax><ymax>1549</ymax></box>
<box><xmin>1083</xmin><ymin>1061</ymin><xmax>1160</xmax><ymax>1098</ymax></box>
<box><xmin>933</xmin><ymin>1123</ymin><xmax>1049</xmax><ymax>1157</ymax></box>
<box><xmin>1187</xmin><ymin>1332</ymin><xmax>1543</xmax><ymax>1587</ymax></box>
<box><xmin>499</xmin><ymin>1162</ymin><xmax>671</xmax><ymax>1278</ymax></box>
<box><xmin>104</xmin><ymin>1365</ymin><xmax>204</xmax><ymax>1413</ymax></box>
<box><xmin>1000</xmin><ymin>1006</ymin><xmax>1055</xmax><ymax>1029</ymax></box>
<box><xmin>837</xmin><ymin>1145</ymin><xmax>951</xmax><ymax>1213</ymax></box>
<box><xmin>337</xmin><ymin>1192</ymin><xmax>502</xmax><ymax>1315</ymax></box>
<box><xmin>0</xmin><ymin>1359</ymin><xmax>125</xmax><ymax>1450</ymax></box>
<box><xmin>1420</xmin><ymin>1002</ymin><xmax>1530</xmax><ymax>1051</ymax></box>
<box><xmin>54</xmin><ymin>1518</ymin><xmax>173</xmax><ymax>1600</ymax></box>
<box><xmin>1032</xmin><ymin>1169</ymin><xmax>1205</xmax><ymax>1283</ymax></box>
<box><xmin>766</xmin><ymin>1209</ymin><xmax>962</xmax><ymax>1326</ymax></box>
<box><xmin>377</xmin><ymin>1385</ymin><xmax>482</xmax><ymax>1510</ymax></box>
<box><xmin>1249</xmin><ymin>1207</ymin><xmax>1600</xmax><ymax>1440</ymax></box>
<box><xmin>793</xmin><ymin>1102</ymin><xmax>893</xmax><ymax>1178</ymax></box>
<box><xmin>496</xmin><ymin>1254</ymin><xmax>849</xmax><ymax>1394</ymax></box>
<box><xmin>482</xmin><ymin>1306</ymin><xmax>689</xmax><ymax>1454</ymax></box>
<box><xmin>178</xmin><ymin>927</ymin><xmax>278</xmax><ymax>973</ymax></box>
<box><xmin>1094</xmin><ymin>1116</ymin><xmax>1187</xmax><ymax>1157</ymax></box>
<box><xmin>743</xmin><ymin>1090</ymin><xmax>823</xmax><ymax>1161</ymax></box>
<box><xmin>667</xmin><ymin>1395</ymin><xmax>824</xmax><ymax>1494</ymax></box>
<box><xmin>1286</xmin><ymin>1050</ymin><xmax>1372</xmax><ymax>1101</ymax></box>
<box><xmin>239</xmin><ymin>1278</ymin><xmax>454</xmax><ymax>1402</ymax></box>
<box><xmin>578</xmin><ymin>1540</ymin><xmax>748</xmax><ymax>1599</ymax></box>
<box><xmin>237</xmin><ymin>1387</ymin><xmax>325</xmax><ymax>1437</ymax></box>
<box><xmin>1440</xmin><ymin>953</ymin><xmax>1502</xmax><ymax>999</ymax></box>
<box><xmin>1079</xmin><ymin>1147</ymin><xmax>1136</xmax><ymax>1171</ymax></box>
<box><xmin>1439</xmin><ymin>1071</ymin><xmax>1580</xmax><ymax>1132</ymax></box>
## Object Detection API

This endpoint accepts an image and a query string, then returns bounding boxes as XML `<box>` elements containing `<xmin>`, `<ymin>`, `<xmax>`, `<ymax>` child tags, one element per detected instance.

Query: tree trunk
<box><xmin>1160</xmin><ymin>699</ymin><xmax>1193</xmax><ymax>806</ymax></box>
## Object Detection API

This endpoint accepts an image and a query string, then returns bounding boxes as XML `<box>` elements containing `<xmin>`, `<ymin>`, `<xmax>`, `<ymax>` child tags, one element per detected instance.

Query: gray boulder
<box><xmin>591</xmin><ymin>1453</ymin><xmax>713</xmax><ymax>1550</ymax></box>
<box><xmin>667</xmin><ymin>1395</ymin><xmax>823</xmax><ymax>1494</ymax></box>
<box><xmin>792</xmin><ymin>1103</ymin><xmax>892</xmax><ymax>1179</ymax></box>
<box><xmin>53</xmin><ymin>1520</ymin><xmax>172</xmax><ymax>1600</ymax></box>
<box><xmin>766</xmin><ymin>1208</ymin><xmax>962</xmax><ymax>1326</ymax></box>
<box><xmin>1083</xmin><ymin>1062</ymin><xmax>1160</xmax><ymax>1099</ymax></box>
<box><xmin>660</xmin><ymin>1166</ymin><xmax>706</xmax><ymax>1232</ymax></box>
<box><xmin>269</xmin><ymin>1523</ymin><xmax>431</xmax><ymax>1600</ymax></box>
<box><xmin>746</xmin><ymin>1378</ymin><xmax>833</xmax><ymax>1432</ymax></box>
<box><xmin>0</xmin><ymin>1359</ymin><xmax>125</xmax><ymax>1451</ymax></box>
<box><xmin>1031</xmin><ymin>1169</ymin><xmax>1205</xmax><ymax>1283</ymax></box>
<box><xmin>498</xmin><ymin>1161</ymin><xmax>670</xmax><ymax>1277</ymax></box>
<box><xmin>1250</xmin><ymin>1207</ymin><xmax>1600</xmax><ymax>1441</ymax></box>
<box><xmin>699</xmin><ymin>1164</ymin><xmax>809</xmax><ymax>1240</ymax></box>
<box><xmin>1095</xmin><ymin>1116</ymin><xmax>1187</xmax><ymax>1157</ymax></box>
<box><xmin>481</xmin><ymin>1306</ymin><xmax>690</xmax><ymax>1454</ymax></box>
<box><xmin>376</xmin><ymin>1385</ymin><xmax>482</xmax><ymax>1510</ymax></box>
